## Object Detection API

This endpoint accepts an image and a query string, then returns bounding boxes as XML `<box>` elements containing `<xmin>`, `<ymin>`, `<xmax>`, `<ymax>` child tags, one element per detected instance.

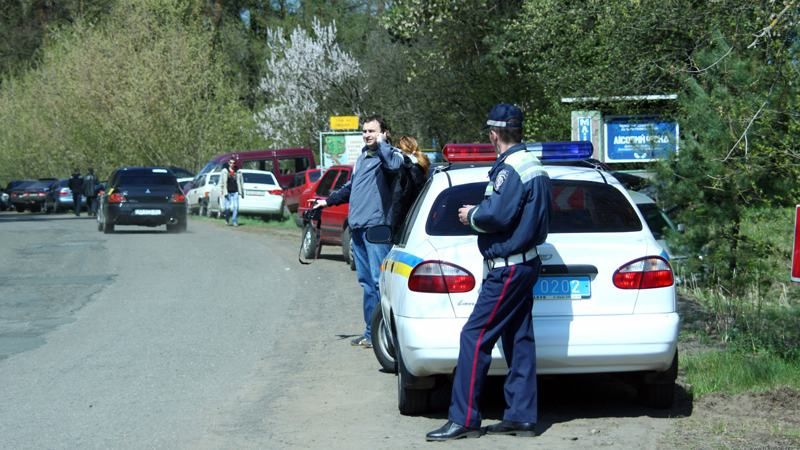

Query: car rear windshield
<box><xmin>242</xmin><ymin>172</ymin><xmax>277</xmax><ymax>185</ymax></box>
<box><xmin>425</xmin><ymin>179</ymin><xmax>642</xmax><ymax>236</ymax></box>
<box><xmin>117</xmin><ymin>172</ymin><xmax>177</xmax><ymax>187</ymax></box>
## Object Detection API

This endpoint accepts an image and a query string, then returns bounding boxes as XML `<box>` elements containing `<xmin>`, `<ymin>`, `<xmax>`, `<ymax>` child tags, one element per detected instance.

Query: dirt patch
<box><xmin>663</xmin><ymin>386</ymin><xmax>800</xmax><ymax>449</ymax></box>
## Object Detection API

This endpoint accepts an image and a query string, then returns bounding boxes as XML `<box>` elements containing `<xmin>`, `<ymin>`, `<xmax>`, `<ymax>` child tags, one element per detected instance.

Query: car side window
<box><xmin>332</xmin><ymin>169</ymin><xmax>350</xmax><ymax>190</ymax></box>
<box><xmin>315</xmin><ymin>170</ymin><xmax>338</xmax><ymax>197</ymax></box>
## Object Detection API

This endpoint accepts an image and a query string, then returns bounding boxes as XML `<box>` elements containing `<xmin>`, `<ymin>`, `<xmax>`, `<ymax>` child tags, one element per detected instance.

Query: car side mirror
<box><xmin>365</xmin><ymin>225</ymin><xmax>393</xmax><ymax>244</ymax></box>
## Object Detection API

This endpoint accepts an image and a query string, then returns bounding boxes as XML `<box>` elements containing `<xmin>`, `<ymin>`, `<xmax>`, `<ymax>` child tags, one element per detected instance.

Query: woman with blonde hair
<box><xmin>390</xmin><ymin>135</ymin><xmax>430</xmax><ymax>241</ymax></box>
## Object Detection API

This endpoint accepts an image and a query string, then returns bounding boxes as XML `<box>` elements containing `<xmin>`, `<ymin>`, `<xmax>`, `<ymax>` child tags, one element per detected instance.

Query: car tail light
<box><xmin>59</xmin><ymin>189</ymin><xmax>70</xmax><ymax>197</ymax></box>
<box><xmin>268</xmin><ymin>189</ymin><xmax>282</xmax><ymax>195</ymax></box>
<box><xmin>108</xmin><ymin>192</ymin><xmax>125</xmax><ymax>203</ymax></box>
<box><xmin>408</xmin><ymin>261</ymin><xmax>475</xmax><ymax>293</ymax></box>
<box><xmin>171</xmin><ymin>193</ymin><xmax>186</xmax><ymax>203</ymax></box>
<box><xmin>613</xmin><ymin>257</ymin><xmax>674</xmax><ymax>289</ymax></box>
<box><xmin>37</xmin><ymin>192</ymin><xmax>45</xmax><ymax>197</ymax></box>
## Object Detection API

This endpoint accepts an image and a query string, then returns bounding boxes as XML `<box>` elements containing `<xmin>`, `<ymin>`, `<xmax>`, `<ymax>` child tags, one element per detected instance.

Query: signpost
<box><xmin>604</xmin><ymin>116</ymin><xmax>679</xmax><ymax>163</ymax></box>
<box><xmin>793</xmin><ymin>205</ymin><xmax>800</xmax><ymax>282</ymax></box>
<box><xmin>578</xmin><ymin>117</ymin><xmax>592</xmax><ymax>142</ymax></box>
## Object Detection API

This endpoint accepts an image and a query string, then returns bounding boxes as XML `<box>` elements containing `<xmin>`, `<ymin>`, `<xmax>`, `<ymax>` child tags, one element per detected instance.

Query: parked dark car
<box><xmin>8</xmin><ymin>179</ymin><xmax>54</xmax><ymax>213</ymax></box>
<box><xmin>97</xmin><ymin>167</ymin><xmax>187</xmax><ymax>233</ymax></box>
<box><xmin>43</xmin><ymin>178</ymin><xmax>87</xmax><ymax>214</ymax></box>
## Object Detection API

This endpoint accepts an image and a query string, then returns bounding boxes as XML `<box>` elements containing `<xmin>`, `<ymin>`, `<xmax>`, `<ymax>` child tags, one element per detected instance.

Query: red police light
<box><xmin>442</xmin><ymin>144</ymin><xmax>496</xmax><ymax>162</ymax></box>
<box><xmin>792</xmin><ymin>205</ymin><xmax>800</xmax><ymax>282</ymax></box>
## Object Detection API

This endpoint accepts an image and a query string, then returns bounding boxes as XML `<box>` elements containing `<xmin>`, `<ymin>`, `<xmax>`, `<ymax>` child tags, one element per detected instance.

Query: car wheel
<box><xmin>341</xmin><ymin>227</ymin><xmax>352</xmax><ymax>266</ymax></box>
<box><xmin>103</xmin><ymin>222</ymin><xmax>114</xmax><ymax>234</ymax></box>
<box><xmin>371</xmin><ymin>307</ymin><xmax>396</xmax><ymax>373</ymax></box>
<box><xmin>301</xmin><ymin>224</ymin><xmax>319</xmax><ymax>259</ymax></box>
<box><xmin>395</xmin><ymin>331</ymin><xmax>431</xmax><ymax>415</ymax></box>
<box><xmin>638</xmin><ymin>350</ymin><xmax>678</xmax><ymax>409</ymax></box>
<box><xmin>166</xmin><ymin>221</ymin><xmax>186</xmax><ymax>233</ymax></box>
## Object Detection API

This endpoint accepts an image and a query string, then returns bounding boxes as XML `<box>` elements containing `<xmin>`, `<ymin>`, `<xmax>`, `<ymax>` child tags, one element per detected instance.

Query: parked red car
<box><xmin>284</xmin><ymin>168</ymin><xmax>322</xmax><ymax>224</ymax></box>
<box><xmin>297</xmin><ymin>165</ymin><xmax>353</xmax><ymax>269</ymax></box>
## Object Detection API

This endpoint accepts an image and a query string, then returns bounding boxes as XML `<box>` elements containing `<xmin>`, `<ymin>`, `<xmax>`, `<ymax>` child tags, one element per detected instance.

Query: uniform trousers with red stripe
<box><xmin>448</xmin><ymin>257</ymin><xmax>541</xmax><ymax>429</ymax></box>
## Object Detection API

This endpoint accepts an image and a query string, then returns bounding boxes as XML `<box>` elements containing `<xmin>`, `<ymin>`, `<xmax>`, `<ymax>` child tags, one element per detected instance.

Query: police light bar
<box><xmin>792</xmin><ymin>205</ymin><xmax>800</xmax><ymax>282</ymax></box>
<box><xmin>525</xmin><ymin>141</ymin><xmax>593</xmax><ymax>161</ymax></box>
<box><xmin>442</xmin><ymin>144</ymin><xmax>496</xmax><ymax>162</ymax></box>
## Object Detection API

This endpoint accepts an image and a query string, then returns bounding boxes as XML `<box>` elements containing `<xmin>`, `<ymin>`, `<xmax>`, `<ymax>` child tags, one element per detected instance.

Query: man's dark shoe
<box><xmin>350</xmin><ymin>336</ymin><xmax>368</xmax><ymax>346</ymax></box>
<box><xmin>484</xmin><ymin>420</ymin><xmax>537</xmax><ymax>437</ymax></box>
<box><xmin>425</xmin><ymin>421</ymin><xmax>482</xmax><ymax>441</ymax></box>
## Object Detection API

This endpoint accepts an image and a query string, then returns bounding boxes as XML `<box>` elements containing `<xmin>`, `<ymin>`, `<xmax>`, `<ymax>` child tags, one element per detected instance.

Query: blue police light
<box><xmin>525</xmin><ymin>141</ymin><xmax>593</xmax><ymax>161</ymax></box>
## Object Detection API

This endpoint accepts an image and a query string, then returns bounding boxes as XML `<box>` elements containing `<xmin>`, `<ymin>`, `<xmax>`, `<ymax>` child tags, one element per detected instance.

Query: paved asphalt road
<box><xmin>0</xmin><ymin>212</ymin><xmax>681</xmax><ymax>449</ymax></box>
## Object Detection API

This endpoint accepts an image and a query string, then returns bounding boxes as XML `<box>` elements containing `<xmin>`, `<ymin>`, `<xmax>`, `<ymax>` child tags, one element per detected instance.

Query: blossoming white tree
<box><xmin>255</xmin><ymin>19</ymin><xmax>363</xmax><ymax>147</ymax></box>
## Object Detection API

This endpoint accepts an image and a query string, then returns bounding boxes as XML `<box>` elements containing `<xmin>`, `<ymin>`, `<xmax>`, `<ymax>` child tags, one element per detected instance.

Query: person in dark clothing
<box><xmin>390</xmin><ymin>135</ymin><xmax>430</xmax><ymax>242</ymax></box>
<box><xmin>67</xmin><ymin>170</ymin><xmax>83</xmax><ymax>216</ymax></box>
<box><xmin>83</xmin><ymin>168</ymin><xmax>98</xmax><ymax>216</ymax></box>
<box><xmin>426</xmin><ymin>103</ymin><xmax>551</xmax><ymax>441</ymax></box>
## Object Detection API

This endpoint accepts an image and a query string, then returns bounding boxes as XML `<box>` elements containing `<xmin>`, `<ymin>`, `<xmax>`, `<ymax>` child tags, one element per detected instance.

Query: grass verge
<box><xmin>683</xmin><ymin>349</ymin><xmax>800</xmax><ymax>396</ymax></box>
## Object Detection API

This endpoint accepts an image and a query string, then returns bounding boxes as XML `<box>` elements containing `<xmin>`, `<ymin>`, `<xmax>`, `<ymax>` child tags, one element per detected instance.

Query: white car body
<box><xmin>378</xmin><ymin>160</ymin><xmax>679</xmax><ymax>413</ymax></box>
<box><xmin>236</xmin><ymin>169</ymin><xmax>284</xmax><ymax>217</ymax></box>
<box><xmin>185</xmin><ymin>171</ymin><xmax>221</xmax><ymax>215</ymax></box>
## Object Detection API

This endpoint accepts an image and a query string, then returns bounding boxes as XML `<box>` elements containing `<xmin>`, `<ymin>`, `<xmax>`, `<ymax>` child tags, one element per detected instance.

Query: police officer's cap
<box><xmin>485</xmin><ymin>103</ymin><xmax>523</xmax><ymax>129</ymax></box>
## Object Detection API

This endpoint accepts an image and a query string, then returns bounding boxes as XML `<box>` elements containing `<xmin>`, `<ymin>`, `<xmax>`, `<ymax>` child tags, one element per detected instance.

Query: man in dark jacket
<box><xmin>83</xmin><ymin>168</ymin><xmax>98</xmax><ymax>216</ymax></box>
<box><xmin>67</xmin><ymin>170</ymin><xmax>83</xmax><ymax>216</ymax></box>
<box><xmin>312</xmin><ymin>115</ymin><xmax>404</xmax><ymax>348</ymax></box>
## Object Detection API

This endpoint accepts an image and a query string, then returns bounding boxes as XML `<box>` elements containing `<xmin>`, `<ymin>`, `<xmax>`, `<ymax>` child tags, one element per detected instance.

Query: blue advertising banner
<box><xmin>604</xmin><ymin>117</ymin><xmax>679</xmax><ymax>162</ymax></box>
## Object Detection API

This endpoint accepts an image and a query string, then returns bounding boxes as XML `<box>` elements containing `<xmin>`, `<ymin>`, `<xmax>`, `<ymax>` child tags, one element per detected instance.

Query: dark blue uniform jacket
<box><xmin>466</xmin><ymin>143</ymin><xmax>551</xmax><ymax>259</ymax></box>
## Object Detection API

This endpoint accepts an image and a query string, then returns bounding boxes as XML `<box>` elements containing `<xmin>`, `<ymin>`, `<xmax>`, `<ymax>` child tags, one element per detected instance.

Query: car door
<box><xmin>320</xmin><ymin>168</ymin><xmax>351</xmax><ymax>243</ymax></box>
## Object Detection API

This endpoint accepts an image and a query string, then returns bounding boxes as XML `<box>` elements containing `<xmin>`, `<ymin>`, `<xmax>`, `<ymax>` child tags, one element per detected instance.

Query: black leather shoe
<box><xmin>484</xmin><ymin>420</ymin><xmax>537</xmax><ymax>436</ymax></box>
<box><xmin>425</xmin><ymin>421</ymin><xmax>482</xmax><ymax>441</ymax></box>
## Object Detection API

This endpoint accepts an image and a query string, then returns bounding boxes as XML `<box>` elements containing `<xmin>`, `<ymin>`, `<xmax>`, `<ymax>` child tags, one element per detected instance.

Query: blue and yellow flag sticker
<box><xmin>382</xmin><ymin>250</ymin><xmax>424</xmax><ymax>278</ymax></box>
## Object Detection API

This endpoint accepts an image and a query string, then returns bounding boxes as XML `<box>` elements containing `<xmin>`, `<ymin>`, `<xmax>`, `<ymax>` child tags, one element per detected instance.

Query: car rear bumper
<box><xmin>106</xmin><ymin>203</ymin><xmax>187</xmax><ymax>226</ymax></box>
<box><xmin>239</xmin><ymin>197</ymin><xmax>282</xmax><ymax>215</ymax></box>
<box><xmin>395</xmin><ymin>312</ymin><xmax>679</xmax><ymax>377</ymax></box>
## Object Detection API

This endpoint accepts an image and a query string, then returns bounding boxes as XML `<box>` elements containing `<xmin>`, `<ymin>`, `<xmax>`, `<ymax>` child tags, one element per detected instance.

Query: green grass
<box><xmin>189</xmin><ymin>212</ymin><xmax>300</xmax><ymax>232</ymax></box>
<box><xmin>683</xmin><ymin>350</ymin><xmax>800</xmax><ymax>396</ymax></box>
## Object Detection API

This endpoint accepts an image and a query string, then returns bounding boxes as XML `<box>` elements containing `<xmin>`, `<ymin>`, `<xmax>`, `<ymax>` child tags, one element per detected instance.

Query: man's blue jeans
<box><xmin>224</xmin><ymin>193</ymin><xmax>239</xmax><ymax>225</ymax></box>
<box><xmin>351</xmin><ymin>228</ymin><xmax>392</xmax><ymax>340</ymax></box>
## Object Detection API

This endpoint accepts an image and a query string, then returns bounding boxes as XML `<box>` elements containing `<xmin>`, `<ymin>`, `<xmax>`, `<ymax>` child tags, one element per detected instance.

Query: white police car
<box><xmin>372</xmin><ymin>142</ymin><xmax>679</xmax><ymax>415</ymax></box>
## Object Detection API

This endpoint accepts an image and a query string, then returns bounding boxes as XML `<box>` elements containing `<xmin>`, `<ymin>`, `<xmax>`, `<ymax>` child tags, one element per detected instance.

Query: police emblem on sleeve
<box><xmin>494</xmin><ymin>169</ymin><xmax>509</xmax><ymax>191</ymax></box>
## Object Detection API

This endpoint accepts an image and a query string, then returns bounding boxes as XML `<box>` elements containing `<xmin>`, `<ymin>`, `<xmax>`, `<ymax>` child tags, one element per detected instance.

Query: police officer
<box><xmin>426</xmin><ymin>103</ymin><xmax>551</xmax><ymax>441</ymax></box>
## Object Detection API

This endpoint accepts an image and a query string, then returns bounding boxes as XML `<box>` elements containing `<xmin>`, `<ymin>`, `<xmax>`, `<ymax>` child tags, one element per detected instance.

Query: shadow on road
<box><xmin>412</xmin><ymin>373</ymin><xmax>692</xmax><ymax>432</ymax></box>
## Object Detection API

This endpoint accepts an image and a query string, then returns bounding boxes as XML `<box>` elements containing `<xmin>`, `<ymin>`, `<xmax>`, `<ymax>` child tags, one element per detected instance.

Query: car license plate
<box><xmin>133</xmin><ymin>209</ymin><xmax>161</xmax><ymax>216</ymax></box>
<box><xmin>533</xmin><ymin>276</ymin><xmax>591</xmax><ymax>300</ymax></box>
<box><xmin>246</xmin><ymin>190</ymin><xmax>264</xmax><ymax>196</ymax></box>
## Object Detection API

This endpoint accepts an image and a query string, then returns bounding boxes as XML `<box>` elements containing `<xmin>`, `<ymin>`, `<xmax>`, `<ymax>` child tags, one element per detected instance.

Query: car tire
<box><xmin>638</xmin><ymin>350</ymin><xmax>678</xmax><ymax>409</ymax></box>
<box><xmin>341</xmin><ymin>227</ymin><xmax>353</xmax><ymax>267</ymax></box>
<box><xmin>103</xmin><ymin>222</ymin><xmax>114</xmax><ymax>234</ymax></box>
<box><xmin>301</xmin><ymin>224</ymin><xmax>319</xmax><ymax>260</ymax></box>
<box><xmin>167</xmin><ymin>221</ymin><xmax>186</xmax><ymax>233</ymax></box>
<box><xmin>371</xmin><ymin>307</ymin><xmax>396</xmax><ymax>373</ymax></box>
<box><xmin>395</xmin><ymin>331</ymin><xmax>431</xmax><ymax>415</ymax></box>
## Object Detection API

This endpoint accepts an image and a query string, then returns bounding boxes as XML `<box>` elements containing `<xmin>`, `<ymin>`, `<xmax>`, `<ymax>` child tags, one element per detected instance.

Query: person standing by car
<box><xmin>390</xmin><ymin>135</ymin><xmax>430</xmax><ymax>242</ymax></box>
<box><xmin>312</xmin><ymin>115</ymin><xmax>404</xmax><ymax>348</ymax></box>
<box><xmin>426</xmin><ymin>103</ymin><xmax>551</xmax><ymax>441</ymax></box>
<box><xmin>219</xmin><ymin>158</ymin><xmax>245</xmax><ymax>226</ymax></box>
<box><xmin>82</xmin><ymin>167</ymin><xmax>98</xmax><ymax>216</ymax></box>
<box><xmin>68</xmin><ymin>169</ymin><xmax>83</xmax><ymax>216</ymax></box>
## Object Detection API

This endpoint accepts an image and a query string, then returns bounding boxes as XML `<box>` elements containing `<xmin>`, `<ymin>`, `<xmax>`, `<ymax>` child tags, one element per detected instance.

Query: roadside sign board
<box><xmin>793</xmin><ymin>205</ymin><xmax>800</xmax><ymax>282</ymax></box>
<box><xmin>329</xmin><ymin>116</ymin><xmax>359</xmax><ymax>131</ymax></box>
<box><xmin>578</xmin><ymin>117</ymin><xmax>592</xmax><ymax>142</ymax></box>
<box><xmin>604</xmin><ymin>116</ymin><xmax>679</xmax><ymax>162</ymax></box>
<box><xmin>319</xmin><ymin>132</ymin><xmax>362</xmax><ymax>168</ymax></box>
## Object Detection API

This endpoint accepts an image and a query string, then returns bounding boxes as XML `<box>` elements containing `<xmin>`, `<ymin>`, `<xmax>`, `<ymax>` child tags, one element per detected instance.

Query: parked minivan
<box><xmin>195</xmin><ymin>148</ymin><xmax>316</xmax><ymax>190</ymax></box>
